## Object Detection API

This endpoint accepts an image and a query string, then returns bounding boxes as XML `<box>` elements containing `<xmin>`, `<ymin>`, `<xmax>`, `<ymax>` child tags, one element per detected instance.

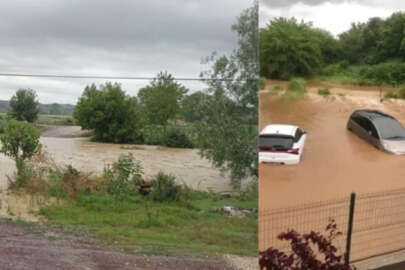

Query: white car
<box><xmin>259</xmin><ymin>124</ymin><xmax>307</xmax><ymax>165</ymax></box>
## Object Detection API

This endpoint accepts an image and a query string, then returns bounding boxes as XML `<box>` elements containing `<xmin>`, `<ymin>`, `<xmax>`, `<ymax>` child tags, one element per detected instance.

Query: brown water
<box><xmin>0</xmin><ymin>137</ymin><xmax>233</xmax><ymax>192</ymax></box>
<box><xmin>259</xmin><ymin>82</ymin><xmax>405</xmax><ymax>210</ymax></box>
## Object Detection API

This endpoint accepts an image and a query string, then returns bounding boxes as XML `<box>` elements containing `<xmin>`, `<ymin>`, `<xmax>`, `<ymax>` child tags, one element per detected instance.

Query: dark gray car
<box><xmin>347</xmin><ymin>110</ymin><xmax>405</xmax><ymax>155</ymax></box>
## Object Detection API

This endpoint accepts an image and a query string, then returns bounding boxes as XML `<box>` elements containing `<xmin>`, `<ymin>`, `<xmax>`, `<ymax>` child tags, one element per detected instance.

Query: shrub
<box><xmin>359</xmin><ymin>62</ymin><xmax>405</xmax><ymax>86</ymax></box>
<box><xmin>259</xmin><ymin>77</ymin><xmax>267</xmax><ymax>90</ymax></box>
<box><xmin>318</xmin><ymin>87</ymin><xmax>331</xmax><ymax>96</ymax></box>
<box><xmin>288</xmin><ymin>79</ymin><xmax>306</xmax><ymax>93</ymax></box>
<box><xmin>399</xmin><ymin>88</ymin><xmax>405</xmax><ymax>99</ymax></box>
<box><xmin>47</xmin><ymin>165</ymin><xmax>96</xmax><ymax>199</ymax></box>
<box><xmin>385</xmin><ymin>91</ymin><xmax>399</xmax><ymax>99</ymax></box>
<box><xmin>104</xmin><ymin>154</ymin><xmax>143</xmax><ymax>197</ymax></box>
<box><xmin>0</xmin><ymin>120</ymin><xmax>41</xmax><ymax>188</ymax></box>
<box><xmin>164</xmin><ymin>128</ymin><xmax>193</xmax><ymax>148</ymax></box>
<box><xmin>0</xmin><ymin>116</ymin><xmax>9</xmax><ymax>133</ymax></box>
<box><xmin>259</xmin><ymin>219</ymin><xmax>353</xmax><ymax>270</ymax></box>
<box><xmin>149</xmin><ymin>172</ymin><xmax>182</xmax><ymax>202</ymax></box>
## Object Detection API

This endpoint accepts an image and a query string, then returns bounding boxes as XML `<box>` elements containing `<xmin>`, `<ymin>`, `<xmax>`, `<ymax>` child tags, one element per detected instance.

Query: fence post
<box><xmin>345</xmin><ymin>192</ymin><xmax>356</xmax><ymax>265</ymax></box>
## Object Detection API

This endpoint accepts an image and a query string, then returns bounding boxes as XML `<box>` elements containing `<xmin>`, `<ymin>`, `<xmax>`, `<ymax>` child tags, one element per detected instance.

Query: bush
<box><xmin>142</xmin><ymin>125</ymin><xmax>194</xmax><ymax>148</ymax></box>
<box><xmin>288</xmin><ymin>78</ymin><xmax>307</xmax><ymax>93</ymax></box>
<box><xmin>259</xmin><ymin>219</ymin><xmax>353</xmax><ymax>270</ymax></box>
<box><xmin>318</xmin><ymin>87</ymin><xmax>331</xmax><ymax>96</ymax></box>
<box><xmin>399</xmin><ymin>88</ymin><xmax>405</xmax><ymax>99</ymax></box>
<box><xmin>385</xmin><ymin>91</ymin><xmax>399</xmax><ymax>99</ymax></box>
<box><xmin>0</xmin><ymin>120</ymin><xmax>41</xmax><ymax>188</ymax></box>
<box><xmin>47</xmin><ymin>165</ymin><xmax>97</xmax><ymax>199</ymax></box>
<box><xmin>141</xmin><ymin>125</ymin><xmax>165</xmax><ymax>145</ymax></box>
<box><xmin>0</xmin><ymin>116</ymin><xmax>9</xmax><ymax>134</ymax></box>
<box><xmin>259</xmin><ymin>77</ymin><xmax>267</xmax><ymax>90</ymax></box>
<box><xmin>104</xmin><ymin>154</ymin><xmax>143</xmax><ymax>198</ymax></box>
<box><xmin>164</xmin><ymin>128</ymin><xmax>193</xmax><ymax>148</ymax></box>
<box><xmin>149</xmin><ymin>172</ymin><xmax>182</xmax><ymax>202</ymax></box>
<box><xmin>359</xmin><ymin>62</ymin><xmax>405</xmax><ymax>86</ymax></box>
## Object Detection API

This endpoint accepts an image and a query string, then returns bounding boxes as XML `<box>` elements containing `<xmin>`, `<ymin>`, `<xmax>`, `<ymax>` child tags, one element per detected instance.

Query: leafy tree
<box><xmin>8</xmin><ymin>89</ymin><xmax>40</xmax><ymax>122</ymax></box>
<box><xmin>260</xmin><ymin>18</ymin><xmax>326</xmax><ymax>79</ymax></box>
<box><xmin>74</xmin><ymin>82</ymin><xmax>143</xmax><ymax>143</ymax></box>
<box><xmin>138</xmin><ymin>72</ymin><xmax>188</xmax><ymax>126</ymax></box>
<box><xmin>49</xmin><ymin>103</ymin><xmax>62</xmax><ymax>115</ymax></box>
<box><xmin>181</xmin><ymin>91</ymin><xmax>212</xmax><ymax>123</ymax></box>
<box><xmin>196</xmin><ymin>1</ymin><xmax>258</xmax><ymax>189</ymax></box>
<box><xmin>0</xmin><ymin>120</ymin><xmax>41</xmax><ymax>185</ymax></box>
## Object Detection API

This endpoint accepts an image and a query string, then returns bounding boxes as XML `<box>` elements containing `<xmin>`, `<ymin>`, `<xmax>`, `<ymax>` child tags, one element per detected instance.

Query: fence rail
<box><xmin>259</xmin><ymin>187</ymin><xmax>405</xmax><ymax>263</ymax></box>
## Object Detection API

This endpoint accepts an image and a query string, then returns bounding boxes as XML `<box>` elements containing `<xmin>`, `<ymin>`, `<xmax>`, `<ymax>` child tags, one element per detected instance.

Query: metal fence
<box><xmin>259</xmin><ymin>187</ymin><xmax>405</xmax><ymax>263</ymax></box>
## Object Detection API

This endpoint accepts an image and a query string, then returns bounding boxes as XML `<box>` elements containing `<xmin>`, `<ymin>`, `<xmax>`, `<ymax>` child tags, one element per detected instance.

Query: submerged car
<box><xmin>259</xmin><ymin>124</ymin><xmax>307</xmax><ymax>165</ymax></box>
<box><xmin>347</xmin><ymin>110</ymin><xmax>405</xmax><ymax>155</ymax></box>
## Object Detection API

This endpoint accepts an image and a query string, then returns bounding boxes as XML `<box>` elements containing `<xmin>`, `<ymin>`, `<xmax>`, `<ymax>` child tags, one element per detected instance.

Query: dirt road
<box><xmin>0</xmin><ymin>220</ymin><xmax>238</xmax><ymax>270</ymax></box>
<box><xmin>40</xmin><ymin>125</ymin><xmax>91</xmax><ymax>138</ymax></box>
<box><xmin>260</xmin><ymin>81</ymin><xmax>405</xmax><ymax>210</ymax></box>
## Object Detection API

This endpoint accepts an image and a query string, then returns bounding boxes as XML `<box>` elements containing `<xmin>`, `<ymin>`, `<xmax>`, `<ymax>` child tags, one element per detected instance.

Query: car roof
<box><xmin>353</xmin><ymin>110</ymin><xmax>395</xmax><ymax>121</ymax></box>
<box><xmin>260</xmin><ymin>124</ymin><xmax>298</xmax><ymax>136</ymax></box>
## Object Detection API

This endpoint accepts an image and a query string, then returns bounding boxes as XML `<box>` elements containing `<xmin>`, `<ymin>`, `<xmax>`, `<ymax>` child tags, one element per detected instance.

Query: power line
<box><xmin>0</xmin><ymin>73</ymin><xmax>253</xmax><ymax>82</ymax></box>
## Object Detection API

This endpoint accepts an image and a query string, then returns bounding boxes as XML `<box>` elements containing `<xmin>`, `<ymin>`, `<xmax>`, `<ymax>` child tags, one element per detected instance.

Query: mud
<box><xmin>0</xmin><ymin>220</ymin><xmax>238</xmax><ymax>270</ymax></box>
<box><xmin>259</xmin><ymin>81</ymin><xmax>405</xmax><ymax>210</ymax></box>
<box><xmin>40</xmin><ymin>125</ymin><xmax>92</xmax><ymax>138</ymax></box>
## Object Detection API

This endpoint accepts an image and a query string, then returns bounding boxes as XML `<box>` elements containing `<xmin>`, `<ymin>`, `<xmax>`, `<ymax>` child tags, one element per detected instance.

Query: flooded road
<box><xmin>259</xmin><ymin>82</ymin><xmax>405</xmax><ymax>210</ymax></box>
<box><xmin>0</xmin><ymin>135</ymin><xmax>232</xmax><ymax>192</ymax></box>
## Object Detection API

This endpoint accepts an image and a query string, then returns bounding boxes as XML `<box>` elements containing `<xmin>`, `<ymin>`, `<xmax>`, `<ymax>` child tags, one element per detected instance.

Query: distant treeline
<box><xmin>0</xmin><ymin>100</ymin><xmax>74</xmax><ymax>115</ymax></box>
<box><xmin>260</xmin><ymin>12</ymin><xmax>405</xmax><ymax>85</ymax></box>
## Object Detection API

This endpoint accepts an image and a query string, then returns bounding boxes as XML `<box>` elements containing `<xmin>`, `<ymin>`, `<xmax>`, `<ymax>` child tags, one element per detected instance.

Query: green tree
<box><xmin>0</xmin><ymin>120</ymin><xmax>41</xmax><ymax>186</ymax></box>
<box><xmin>8</xmin><ymin>89</ymin><xmax>40</xmax><ymax>122</ymax></box>
<box><xmin>74</xmin><ymin>82</ymin><xmax>143</xmax><ymax>143</ymax></box>
<box><xmin>196</xmin><ymin>1</ymin><xmax>258</xmax><ymax>189</ymax></box>
<box><xmin>49</xmin><ymin>103</ymin><xmax>62</xmax><ymax>115</ymax></box>
<box><xmin>138</xmin><ymin>72</ymin><xmax>188</xmax><ymax>126</ymax></box>
<box><xmin>260</xmin><ymin>18</ymin><xmax>327</xmax><ymax>79</ymax></box>
<box><xmin>181</xmin><ymin>91</ymin><xmax>212</xmax><ymax>123</ymax></box>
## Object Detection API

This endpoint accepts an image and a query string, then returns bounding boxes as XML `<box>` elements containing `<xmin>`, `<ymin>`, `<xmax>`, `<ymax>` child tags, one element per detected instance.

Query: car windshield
<box><xmin>259</xmin><ymin>135</ymin><xmax>294</xmax><ymax>150</ymax></box>
<box><xmin>373</xmin><ymin>118</ymin><xmax>405</xmax><ymax>140</ymax></box>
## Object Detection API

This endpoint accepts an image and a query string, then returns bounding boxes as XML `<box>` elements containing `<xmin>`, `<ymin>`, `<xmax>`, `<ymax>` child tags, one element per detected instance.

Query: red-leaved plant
<box><xmin>259</xmin><ymin>219</ymin><xmax>355</xmax><ymax>270</ymax></box>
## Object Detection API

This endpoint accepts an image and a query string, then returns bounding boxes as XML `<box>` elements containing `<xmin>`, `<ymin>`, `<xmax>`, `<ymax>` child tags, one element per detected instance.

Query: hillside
<box><xmin>0</xmin><ymin>100</ymin><xmax>74</xmax><ymax>115</ymax></box>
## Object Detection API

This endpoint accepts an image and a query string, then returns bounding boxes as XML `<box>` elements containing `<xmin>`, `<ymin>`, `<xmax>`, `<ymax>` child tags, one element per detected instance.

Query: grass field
<box><xmin>39</xmin><ymin>192</ymin><xmax>258</xmax><ymax>257</ymax></box>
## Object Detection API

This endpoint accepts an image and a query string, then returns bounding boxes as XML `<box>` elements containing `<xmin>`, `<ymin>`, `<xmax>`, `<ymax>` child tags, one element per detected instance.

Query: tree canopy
<box><xmin>260</xmin><ymin>11</ymin><xmax>405</xmax><ymax>80</ymax></box>
<box><xmin>196</xmin><ymin>1</ymin><xmax>258</xmax><ymax>188</ymax></box>
<box><xmin>138</xmin><ymin>72</ymin><xmax>188</xmax><ymax>126</ymax></box>
<box><xmin>8</xmin><ymin>89</ymin><xmax>40</xmax><ymax>122</ymax></box>
<box><xmin>74</xmin><ymin>82</ymin><xmax>143</xmax><ymax>143</ymax></box>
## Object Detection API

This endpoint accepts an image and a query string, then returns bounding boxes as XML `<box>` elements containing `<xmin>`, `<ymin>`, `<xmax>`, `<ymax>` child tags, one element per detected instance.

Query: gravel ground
<box><xmin>0</xmin><ymin>220</ymin><xmax>241</xmax><ymax>270</ymax></box>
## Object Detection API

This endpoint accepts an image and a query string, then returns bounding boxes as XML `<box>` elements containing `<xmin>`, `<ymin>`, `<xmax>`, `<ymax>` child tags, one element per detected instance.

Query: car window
<box><xmin>369</xmin><ymin>123</ymin><xmax>379</xmax><ymax>139</ymax></box>
<box><xmin>373</xmin><ymin>118</ymin><xmax>405</xmax><ymax>140</ymax></box>
<box><xmin>352</xmin><ymin>115</ymin><xmax>365</xmax><ymax>129</ymax></box>
<box><xmin>259</xmin><ymin>135</ymin><xmax>294</xmax><ymax>150</ymax></box>
<box><xmin>294</xmin><ymin>129</ymin><xmax>303</xmax><ymax>142</ymax></box>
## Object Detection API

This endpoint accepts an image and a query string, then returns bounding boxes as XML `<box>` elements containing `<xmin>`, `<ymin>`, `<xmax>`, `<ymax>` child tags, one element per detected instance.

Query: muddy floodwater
<box><xmin>260</xmin><ymin>81</ymin><xmax>405</xmax><ymax>210</ymax></box>
<box><xmin>0</xmin><ymin>131</ymin><xmax>233</xmax><ymax>192</ymax></box>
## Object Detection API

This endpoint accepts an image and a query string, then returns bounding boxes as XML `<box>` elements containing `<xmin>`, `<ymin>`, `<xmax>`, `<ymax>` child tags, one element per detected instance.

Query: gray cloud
<box><xmin>261</xmin><ymin>0</ymin><xmax>405</xmax><ymax>8</ymax></box>
<box><xmin>0</xmin><ymin>0</ymin><xmax>252</xmax><ymax>104</ymax></box>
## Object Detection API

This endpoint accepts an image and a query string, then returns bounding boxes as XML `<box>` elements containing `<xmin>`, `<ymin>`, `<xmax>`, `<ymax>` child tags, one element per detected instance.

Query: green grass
<box><xmin>317</xmin><ymin>87</ymin><xmax>331</xmax><ymax>97</ymax></box>
<box><xmin>281</xmin><ymin>78</ymin><xmax>307</xmax><ymax>101</ymax></box>
<box><xmin>39</xmin><ymin>193</ymin><xmax>258</xmax><ymax>257</ymax></box>
<box><xmin>36</xmin><ymin>114</ymin><xmax>75</xmax><ymax>126</ymax></box>
<box><xmin>268</xmin><ymin>85</ymin><xmax>283</xmax><ymax>95</ymax></box>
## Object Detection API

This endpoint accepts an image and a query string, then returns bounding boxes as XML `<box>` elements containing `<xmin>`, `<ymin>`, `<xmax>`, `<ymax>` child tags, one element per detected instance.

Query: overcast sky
<box><xmin>260</xmin><ymin>0</ymin><xmax>405</xmax><ymax>36</ymax></box>
<box><xmin>0</xmin><ymin>0</ymin><xmax>252</xmax><ymax>104</ymax></box>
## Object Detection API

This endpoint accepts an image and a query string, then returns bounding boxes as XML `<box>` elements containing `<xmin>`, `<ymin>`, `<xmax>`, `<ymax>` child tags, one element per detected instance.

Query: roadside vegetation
<box><xmin>260</xmin><ymin>12</ymin><xmax>405</xmax><ymax>89</ymax></box>
<box><xmin>0</xmin><ymin>2</ymin><xmax>259</xmax><ymax>259</ymax></box>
